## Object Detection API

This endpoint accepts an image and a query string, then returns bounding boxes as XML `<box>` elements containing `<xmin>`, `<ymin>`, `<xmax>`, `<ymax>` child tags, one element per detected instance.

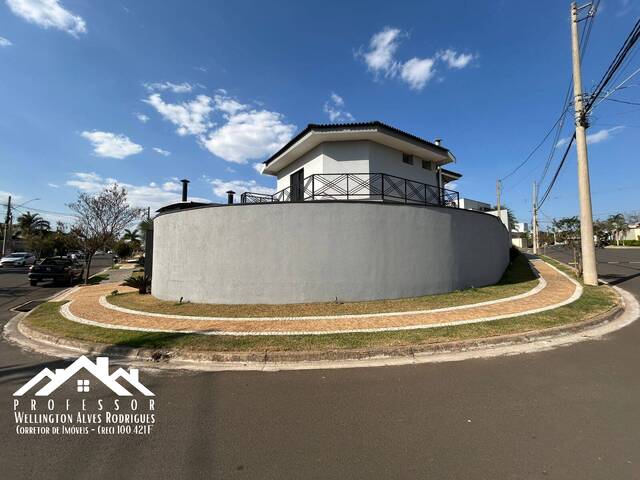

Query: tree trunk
<box><xmin>85</xmin><ymin>254</ymin><xmax>93</xmax><ymax>285</ymax></box>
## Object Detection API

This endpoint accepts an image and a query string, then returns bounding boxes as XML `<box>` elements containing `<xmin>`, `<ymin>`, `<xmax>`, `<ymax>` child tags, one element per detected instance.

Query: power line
<box><xmin>537</xmin><ymin>134</ymin><xmax>575</xmax><ymax>208</ymax></box>
<box><xmin>498</xmin><ymin>2</ymin><xmax>599</xmax><ymax>186</ymax></box>
<box><xmin>499</xmin><ymin>105</ymin><xmax>570</xmax><ymax>182</ymax></box>
<box><xmin>603</xmin><ymin>97</ymin><xmax>640</xmax><ymax>106</ymax></box>
<box><xmin>584</xmin><ymin>18</ymin><xmax>640</xmax><ymax>114</ymax></box>
<box><xmin>537</xmin><ymin>14</ymin><xmax>640</xmax><ymax>209</ymax></box>
<box><xmin>11</xmin><ymin>204</ymin><xmax>75</xmax><ymax>218</ymax></box>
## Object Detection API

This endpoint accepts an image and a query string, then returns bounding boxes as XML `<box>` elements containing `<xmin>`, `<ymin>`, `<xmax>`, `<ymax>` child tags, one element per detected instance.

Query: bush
<box><xmin>123</xmin><ymin>274</ymin><xmax>151</xmax><ymax>294</ymax></box>
<box><xmin>113</xmin><ymin>240</ymin><xmax>133</xmax><ymax>259</ymax></box>
<box><xmin>622</xmin><ymin>240</ymin><xmax>640</xmax><ymax>246</ymax></box>
<box><xmin>509</xmin><ymin>246</ymin><xmax>521</xmax><ymax>262</ymax></box>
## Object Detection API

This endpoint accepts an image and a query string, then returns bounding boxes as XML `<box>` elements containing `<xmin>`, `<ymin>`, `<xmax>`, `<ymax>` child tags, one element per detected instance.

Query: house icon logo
<box><xmin>13</xmin><ymin>356</ymin><xmax>154</xmax><ymax>397</ymax></box>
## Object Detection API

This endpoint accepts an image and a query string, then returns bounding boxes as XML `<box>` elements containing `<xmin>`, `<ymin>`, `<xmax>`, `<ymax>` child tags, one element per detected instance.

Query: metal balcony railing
<box><xmin>240</xmin><ymin>173</ymin><xmax>459</xmax><ymax>208</ymax></box>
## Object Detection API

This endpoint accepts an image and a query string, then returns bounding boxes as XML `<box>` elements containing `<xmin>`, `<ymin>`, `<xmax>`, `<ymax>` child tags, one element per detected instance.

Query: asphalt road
<box><xmin>2</xmin><ymin>248</ymin><xmax>640</xmax><ymax>479</ymax></box>
<box><xmin>0</xmin><ymin>255</ymin><xmax>114</xmax><ymax>317</ymax></box>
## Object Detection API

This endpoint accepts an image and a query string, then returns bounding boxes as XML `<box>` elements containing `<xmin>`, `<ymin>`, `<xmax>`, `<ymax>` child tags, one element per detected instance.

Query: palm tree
<box><xmin>122</xmin><ymin>228</ymin><xmax>141</xmax><ymax>243</ymax></box>
<box><xmin>122</xmin><ymin>228</ymin><xmax>142</xmax><ymax>253</ymax></box>
<box><xmin>608</xmin><ymin>214</ymin><xmax>628</xmax><ymax>246</ymax></box>
<box><xmin>17</xmin><ymin>212</ymin><xmax>50</xmax><ymax>237</ymax></box>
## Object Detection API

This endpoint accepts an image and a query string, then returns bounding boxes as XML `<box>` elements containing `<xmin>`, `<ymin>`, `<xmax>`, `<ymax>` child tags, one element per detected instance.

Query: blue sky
<box><xmin>0</xmin><ymin>0</ymin><xmax>639</xmax><ymax>228</ymax></box>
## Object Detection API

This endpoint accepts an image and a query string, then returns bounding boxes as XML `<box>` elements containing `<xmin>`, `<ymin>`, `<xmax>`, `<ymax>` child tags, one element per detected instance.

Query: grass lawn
<box><xmin>108</xmin><ymin>253</ymin><xmax>539</xmax><ymax>317</ymax></box>
<box><xmin>23</xmin><ymin>257</ymin><xmax>619</xmax><ymax>354</ymax></box>
<box><xmin>86</xmin><ymin>273</ymin><xmax>109</xmax><ymax>285</ymax></box>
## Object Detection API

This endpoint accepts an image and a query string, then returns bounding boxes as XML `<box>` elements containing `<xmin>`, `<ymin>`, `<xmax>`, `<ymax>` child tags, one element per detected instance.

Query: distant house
<box><xmin>623</xmin><ymin>224</ymin><xmax>640</xmax><ymax>241</ymax></box>
<box><xmin>455</xmin><ymin>198</ymin><xmax>492</xmax><ymax>212</ymax></box>
<box><xmin>255</xmin><ymin>121</ymin><xmax>462</xmax><ymax>206</ymax></box>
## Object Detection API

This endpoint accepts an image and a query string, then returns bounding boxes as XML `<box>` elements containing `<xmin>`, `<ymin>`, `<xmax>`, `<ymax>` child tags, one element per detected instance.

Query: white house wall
<box><xmin>321</xmin><ymin>141</ymin><xmax>372</xmax><ymax>174</ymax></box>
<box><xmin>152</xmin><ymin>202</ymin><xmax>510</xmax><ymax>304</ymax></box>
<box><xmin>369</xmin><ymin>141</ymin><xmax>439</xmax><ymax>186</ymax></box>
<box><xmin>275</xmin><ymin>145</ymin><xmax>324</xmax><ymax>192</ymax></box>
<box><xmin>273</xmin><ymin>140</ymin><xmax>441</xmax><ymax>197</ymax></box>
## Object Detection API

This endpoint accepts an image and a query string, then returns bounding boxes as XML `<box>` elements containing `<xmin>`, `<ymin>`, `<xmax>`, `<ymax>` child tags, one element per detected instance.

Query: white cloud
<box><xmin>135</xmin><ymin>113</ymin><xmax>149</xmax><ymax>123</ymax></box>
<box><xmin>144</xmin><ymin>81</ymin><xmax>194</xmax><ymax>94</ymax></box>
<box><xmin>0</xmin><ymin>36</ymin><xmax>12</xmax><ymax>47</ymax></box>
<box><xmin>330</xmin><ymin>92</ymin><xmax>344</xmax><ymax>107</ymax></box>
<box><xmin>47</xmin><ymin>182</ymin><xmax>59</xmax><ymax>188</ymax></box>
<box><xmin>587</xmin><ymin>126</ymin><xmax>625</xmax><ymax>144</ymax></box>
<box><xmin>201</xmin><ymin>95</ymin><xmax>296</xmax><ymax>164</ymax></box>
<box><xmin>213</xmin><ymin>94</ymin><xmax>247</xmax><ymax>115</ymax></box>
<box><xmin>161</xmin><ymin>181</ymin><xmax>181</xmax><ymax>192</ymax></box>
<box><xmin>359</xmin><ymin>27</ymin><xmax>475</xmax><ymax>90</ymax></box>
<box><xmin>7</xmin><ymin>0</ymin><xmax>86</xmax><ymax>37</ymax></box>
<box><xmin>209</xmin><ymin>178</ymin><xmax>274</xmax><ymax>199</ymax></box>
<box><xmin>143</xmin><ymin>93</ymin><xmax>213</xmax><ymax>136</ymax></box>
<box><xmin>400</xmin><ymin>57</ymin><xmax>437</xmax><ymax>90</ymax></box>
<box><xmin>556</xmin><ymin>126</ymin><xmax>625</xmax><ymax>148</ymax></box>
<box><xmin>153</xmin><ymin>147</ymin><xmax>171</xmax><ymax>156</ymax></box>
<box><xmin>438</xmin><ymin>49</ymin><xmax>475</xmax><ymax>69</ymax></box>
<box><xmin>362</xmin><ymin>27</ymin><xmax>402</xmax><ymax>76</ymax></box>
<box><xmin>144</xmin><ymin>90</ymin><xmax>295</xmax><ymax>164</ymax></box>
<box><xmin>323</xmin><ymin>92</ymin><xmax>355</xmax><ymax>122</ymax></box>
<box><xmin>253</xmin><ymin>162</ymin><xmax>265</xmax><ymax>174</ymax></box>
<box><xmin>66</xmin><ymin>172</ymin><xmax>210</xmax><ymax>211</ymax></box>
<box><xmin>81</xmin><ymin>131</ymin><xmax>143</xmax><ymax>159</ymax></box>
<box><xmin>0</xmin><ymin>190</ymin><xmax>21</xmax><ymax>202</ymax></box>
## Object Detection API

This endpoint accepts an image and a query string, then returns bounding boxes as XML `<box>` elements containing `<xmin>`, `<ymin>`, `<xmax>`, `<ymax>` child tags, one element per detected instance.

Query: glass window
<box><xmin>402</xmin><ymin>154</ymin><xmax>414</xmax><ymax>165</ymax></box>
<box><xmin>422</xmin><ymin>160</ymin><xmax>432</xmax><ymax>170</ymax></box>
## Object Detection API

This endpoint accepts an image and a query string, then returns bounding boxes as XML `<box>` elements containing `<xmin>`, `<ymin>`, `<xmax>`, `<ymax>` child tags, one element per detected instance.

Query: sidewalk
<box><xmin>58</xmin><ymin>259</ymin><xmax>582</xmax><ymax>335</ymax></box>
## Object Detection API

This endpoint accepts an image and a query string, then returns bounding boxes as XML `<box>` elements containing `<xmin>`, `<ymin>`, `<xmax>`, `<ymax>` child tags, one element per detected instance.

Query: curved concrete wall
<box><xmin>151</xmin><ymin>202</ymin><xmax>510</xmax><ymax>304</ymax></box>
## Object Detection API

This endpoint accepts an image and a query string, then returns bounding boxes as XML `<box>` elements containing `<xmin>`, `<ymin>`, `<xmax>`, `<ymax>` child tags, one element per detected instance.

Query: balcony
<box><xmin>240</xmin><ymin>172</ymin><xmax>459</xmax><ymax>208</ymax></box>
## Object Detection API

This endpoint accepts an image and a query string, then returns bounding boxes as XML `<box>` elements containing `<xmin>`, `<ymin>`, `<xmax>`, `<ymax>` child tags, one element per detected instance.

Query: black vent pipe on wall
<box><xmin>181</xmin><ymin>179</ymin><xmax>190</xmax><ymax>202</ymax></box>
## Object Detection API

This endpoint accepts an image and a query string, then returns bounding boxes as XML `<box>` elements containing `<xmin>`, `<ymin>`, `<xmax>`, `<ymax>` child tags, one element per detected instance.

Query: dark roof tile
<box><xmin>263</xmin><ymin>121</ymin><xmax>449</xmax><ymax>166</ymax></box>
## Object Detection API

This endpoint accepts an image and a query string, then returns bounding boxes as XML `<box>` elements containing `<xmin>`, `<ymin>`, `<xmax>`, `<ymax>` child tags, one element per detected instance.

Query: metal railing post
<box><xmin>404</xmin><ymin>179</ymin><xmax>407</xmax><ymax>204</ymax></box>
<box><xmin>346</xmin><ymin>174</ymin><xmax>349</xmax><ymax>200</ymax></box>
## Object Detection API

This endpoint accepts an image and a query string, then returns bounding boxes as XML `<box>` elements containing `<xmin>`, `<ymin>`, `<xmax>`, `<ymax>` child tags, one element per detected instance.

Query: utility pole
<box><xmin>2</xmin><ymin>195</ymin><xmax>11</xmax><ymax>256</ymax></box>
<box><xmin>532</xmin><ymin>182</ymin><xmax>539</xmax><ymax>254</ymax></box>
<box><xmin>570</xmin><ymin>1</ymin><xmax>598</xmax><ymax>285</ymax></box>
<box><xmin>496</xmin><ymin>180</ymin><xmax>501</xmax><ymax>215</ymax></box>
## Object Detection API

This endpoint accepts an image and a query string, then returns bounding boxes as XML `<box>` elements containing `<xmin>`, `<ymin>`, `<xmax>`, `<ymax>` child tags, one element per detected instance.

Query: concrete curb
<box><xmin>4</xmin><ymin>286</ymin><xmax>632</xmax><ymax>371</ymax></box>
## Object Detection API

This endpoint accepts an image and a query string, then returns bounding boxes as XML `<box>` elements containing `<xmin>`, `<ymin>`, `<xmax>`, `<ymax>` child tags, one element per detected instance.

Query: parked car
<box><xmin>67</xmin><ymin>251</ymin><xmax>85</xmax><ymax>262</ymax></box>
<box><xmin>0</xmin><ymin>252</ymin><xmax>37</xmax><ymax>267</ymax></box>
<box><xmin>28</xmin><ymin>257</ymin><xmax>85</xmax><ymax>286</ymax></box>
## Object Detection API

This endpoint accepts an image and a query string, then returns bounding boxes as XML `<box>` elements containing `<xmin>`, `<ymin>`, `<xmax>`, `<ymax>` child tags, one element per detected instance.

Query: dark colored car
<box><xmin>28</xmin><ymin>257</ymin><xmax>85</xmax><ymax>286</ymax></box>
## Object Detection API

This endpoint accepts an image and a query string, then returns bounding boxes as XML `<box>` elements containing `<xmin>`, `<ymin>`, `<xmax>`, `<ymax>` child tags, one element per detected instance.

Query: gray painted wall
<box><xmin>152</xmin><ymin>202</ymin><xmax>510</xmax><ymax>304</ymax></box>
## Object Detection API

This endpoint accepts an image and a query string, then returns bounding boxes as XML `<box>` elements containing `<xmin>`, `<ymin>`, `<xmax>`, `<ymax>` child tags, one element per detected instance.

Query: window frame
<box><xmin>402</xmin><ymin>153</ymin><xmax>414</xmax><ymax>165</ymax></box>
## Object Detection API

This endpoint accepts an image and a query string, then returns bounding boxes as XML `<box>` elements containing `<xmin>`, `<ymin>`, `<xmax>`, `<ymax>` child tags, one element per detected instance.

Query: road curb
<box><xmin>4</xmin><ymin>287</ymin><xmax>630</xmax><ymax>371</ymax></box>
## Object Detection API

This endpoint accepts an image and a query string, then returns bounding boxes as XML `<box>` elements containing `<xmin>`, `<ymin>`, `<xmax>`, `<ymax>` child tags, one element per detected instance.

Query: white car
<box><xmin>0</xmin><ymin>252</ymin><xmax>37</xmax><ymax>267</ymax></box>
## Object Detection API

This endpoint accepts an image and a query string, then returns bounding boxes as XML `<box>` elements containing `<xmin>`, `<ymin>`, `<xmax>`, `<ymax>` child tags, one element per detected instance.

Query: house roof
<box><xmin>441</xmin><ymin>168</ymin><xmax>462</xmax><ymax>183</ymax></box>
<box><xmin>156</xmin><ymin>201</ymin><xmax>211</xmax><ymax>213</ymax></box>
<box><xmin>262</xmin><ymin>121</ymin><xmax>456</xmax><ymax>175</ymax></box>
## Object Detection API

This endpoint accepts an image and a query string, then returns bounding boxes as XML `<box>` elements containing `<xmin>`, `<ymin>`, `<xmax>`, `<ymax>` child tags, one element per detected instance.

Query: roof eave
<box><xmin>263</xmin><ymin>125</ymin><xmax>453</xmax><ymax>175</ymax></box>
